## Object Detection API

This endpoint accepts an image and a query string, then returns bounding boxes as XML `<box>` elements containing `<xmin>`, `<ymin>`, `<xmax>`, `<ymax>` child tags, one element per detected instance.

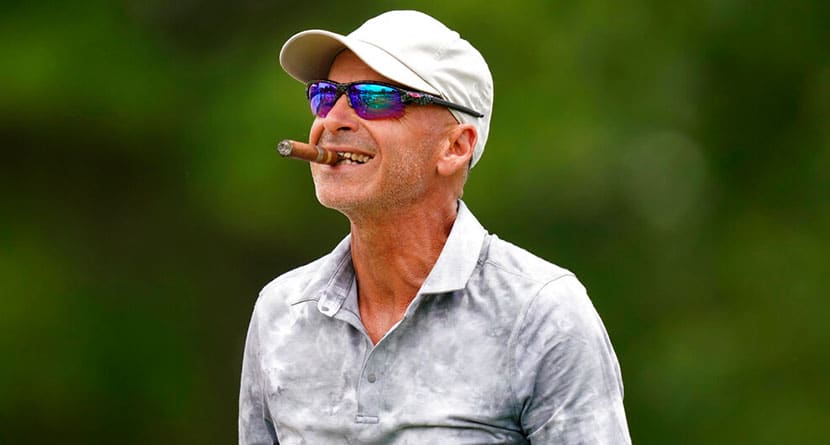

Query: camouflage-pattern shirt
<box><xmin>239</xmin><ymin>201</ymin><xmax>631</xmax><ymax>444</ymax></box>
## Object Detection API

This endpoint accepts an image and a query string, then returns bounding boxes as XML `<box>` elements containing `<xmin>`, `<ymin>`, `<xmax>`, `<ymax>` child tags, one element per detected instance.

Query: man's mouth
<box><xmin>336</xmin><ymin>151</ymin><xmax>373</xmax><ymax>165</ymax></box>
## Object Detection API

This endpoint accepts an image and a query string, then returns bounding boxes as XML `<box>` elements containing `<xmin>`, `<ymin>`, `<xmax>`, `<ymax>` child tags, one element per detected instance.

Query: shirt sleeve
<box><xmin>511</xmin><ymin>275</ymin><xmax>631</xmax><ymax>444</ymax></box>
<box><xmin>239</xmin><ymin>303</ymin><xmax>279</xmax><ymax>445</ymax></box>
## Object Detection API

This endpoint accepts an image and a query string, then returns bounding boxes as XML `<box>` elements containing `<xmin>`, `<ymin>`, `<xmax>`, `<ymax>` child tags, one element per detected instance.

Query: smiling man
<box><xmin>239</xmin><ymin>10</ymin><xmax>631</xmax><ymax>445</ymax></box>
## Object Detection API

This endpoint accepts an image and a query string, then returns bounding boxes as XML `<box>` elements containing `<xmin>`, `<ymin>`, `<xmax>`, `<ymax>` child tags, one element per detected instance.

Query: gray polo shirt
<box><xmin>239</xmin><ymin>201</ymin><xmax>631</xmax><ymax>444</ymax></box>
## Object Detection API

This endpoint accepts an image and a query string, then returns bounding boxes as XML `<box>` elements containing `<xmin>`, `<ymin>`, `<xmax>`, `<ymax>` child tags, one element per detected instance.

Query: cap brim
<box><xmin>279</xmin><ymin>30</ymin><xmax>439</xmax><ymax>95</ymax></box>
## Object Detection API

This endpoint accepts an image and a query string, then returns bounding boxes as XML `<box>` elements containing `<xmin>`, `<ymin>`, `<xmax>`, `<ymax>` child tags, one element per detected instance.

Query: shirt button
<box><xmin>367</xmin><ymin>373</ymin><xmax>377</xmax><ymax>383</ymax></box>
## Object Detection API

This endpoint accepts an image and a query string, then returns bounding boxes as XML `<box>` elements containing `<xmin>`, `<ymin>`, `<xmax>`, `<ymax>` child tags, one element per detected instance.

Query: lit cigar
<box><xmin>276</xmin><ymin>139</ymin><xmax>341</xmax><ymax>165</ymax></box>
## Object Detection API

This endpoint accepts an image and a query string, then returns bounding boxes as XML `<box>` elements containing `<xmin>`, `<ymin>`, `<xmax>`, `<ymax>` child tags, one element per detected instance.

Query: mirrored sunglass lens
<box><xmin>309</xmin><ymin>82</ymin><xmax>338</xmax><ymax>117</ymax></box>
<box><xmin>350</xmin><ymin>84</ymin><xmax>404</xmax><ymax>118</ymax></box>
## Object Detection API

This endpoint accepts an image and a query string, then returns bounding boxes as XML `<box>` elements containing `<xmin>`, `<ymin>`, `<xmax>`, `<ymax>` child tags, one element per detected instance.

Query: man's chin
<box><xmin>315</xmin><ymin>190</ymin><xmax>362</xmax><ymax>213</ymax></box>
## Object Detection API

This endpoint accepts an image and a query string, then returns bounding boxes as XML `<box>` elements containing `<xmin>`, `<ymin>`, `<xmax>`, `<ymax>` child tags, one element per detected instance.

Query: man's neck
<box><xmin>348</xmin><ymin>199</ymin><xmax>458</xmax><ymax>344</ymax></box>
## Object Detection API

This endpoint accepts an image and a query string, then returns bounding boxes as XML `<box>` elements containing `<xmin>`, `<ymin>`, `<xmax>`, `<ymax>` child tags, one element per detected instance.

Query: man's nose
<box><xmin>321</xmin><ymin>94</ymin><xmax>359</xmax><ymax>133</ymax></box>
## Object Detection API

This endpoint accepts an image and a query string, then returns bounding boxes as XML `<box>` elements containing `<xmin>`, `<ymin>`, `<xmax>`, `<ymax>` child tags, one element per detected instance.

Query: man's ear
<box><xmin>437</xmin><ymin>124</ymin><xmax>477</xmax><ymax>177</ymax></box>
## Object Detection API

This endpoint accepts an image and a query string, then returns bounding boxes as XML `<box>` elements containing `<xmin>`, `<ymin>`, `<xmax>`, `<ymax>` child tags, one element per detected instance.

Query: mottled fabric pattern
<box><xmin>239</xmin><ymin>201</ymin><xmax>631</xmax><ymax>444</ymax></box>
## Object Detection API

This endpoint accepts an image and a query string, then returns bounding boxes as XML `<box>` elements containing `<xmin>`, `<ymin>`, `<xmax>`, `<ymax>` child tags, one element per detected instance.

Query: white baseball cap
<box><xmin>279</xmin><ymin>10</ymin><xmax>493</xmax><ymax>168</ymax></box>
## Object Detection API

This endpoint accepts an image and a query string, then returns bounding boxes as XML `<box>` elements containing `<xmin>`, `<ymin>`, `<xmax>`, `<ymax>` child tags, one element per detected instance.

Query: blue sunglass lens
<box><xmin>308</xmin><ymin>82</ymin><xmax>406</xmax><ymax>119</ymax></box>
<box><xmin>349</xmin><ymin>84</ymin><xmax>405</xmax><ymax>119</ymax></box>
<box><xmin>308</xmin><ymin>82</ymin><xmax>338</xmax><ymax>117</ymax></box>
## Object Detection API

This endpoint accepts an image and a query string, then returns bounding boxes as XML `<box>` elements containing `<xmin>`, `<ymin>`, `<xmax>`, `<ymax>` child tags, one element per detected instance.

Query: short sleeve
<box><xmin>511</xmin><ymin>275</ymin><xmax>631</xmax><ymax>444</ymax></box>
<box><xmin>238</xmin><ymin>303</ymin><xmax>279</xmax><ymax>445</ymax></box>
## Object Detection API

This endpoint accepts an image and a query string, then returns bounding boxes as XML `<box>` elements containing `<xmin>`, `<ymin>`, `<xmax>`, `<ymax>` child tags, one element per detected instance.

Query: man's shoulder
<box><xmin>257</xmin><ymin>235</ymin><xmax>352</xmax><ymax>306</ymax></box>
<box><xmin>483</xmin><ymin>234</ymin><xmax>575</xmax><ymax>285</ymax></box>
<box><xmin>478</xmin><ymin>235</ymin><xmax>611</xmax><ymax>352</ymax></box>
<box><xmin>259</xmin><ymin>255</ymin><xmax>328</xmax><ymax>300</ymax></box>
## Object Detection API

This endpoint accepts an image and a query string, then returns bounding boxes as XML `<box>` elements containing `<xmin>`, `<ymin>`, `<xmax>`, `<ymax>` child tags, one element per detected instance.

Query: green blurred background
<box><xmin>1</xmin><ymin>0</ymin><xmax>828</xmax><ymax>443</ymax></box>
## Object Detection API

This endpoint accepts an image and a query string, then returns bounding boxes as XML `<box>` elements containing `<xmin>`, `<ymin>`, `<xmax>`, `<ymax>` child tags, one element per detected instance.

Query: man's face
<box><xmin>307</xmin><ymin>50</ymin><xmax>456</xmax><ymax>219</ymax></box>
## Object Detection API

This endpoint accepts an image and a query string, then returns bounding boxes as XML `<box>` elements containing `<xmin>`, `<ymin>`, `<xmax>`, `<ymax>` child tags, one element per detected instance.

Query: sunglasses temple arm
<box><xmin>424</xmin><ymin>96</ymin><xmax>484</xmax><ymax>118</ymax></box>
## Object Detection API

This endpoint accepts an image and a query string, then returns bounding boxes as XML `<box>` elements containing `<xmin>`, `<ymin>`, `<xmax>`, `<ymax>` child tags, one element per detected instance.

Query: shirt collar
<box><xmin>312</xmin><ymin>200</ymin><xmax>488</xmax><ymax>316</ymax></box>
<box><xmin>310</xmin><ymin>235</ymin><xmax>354</xmax><ymax>317</ymax></box>
<box><xmin>418</xmin><ymin>200</ymin><xmax>488</xmax><ymax>295</ymax></box>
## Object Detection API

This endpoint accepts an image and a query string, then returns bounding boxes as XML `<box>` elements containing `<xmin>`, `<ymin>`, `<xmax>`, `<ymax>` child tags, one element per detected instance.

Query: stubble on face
<box><xmin>308</xmin><ymin>51</ymin><xmax>456</xmax><ymax>221</ymax></box>
<box><xmin>312</xmin><ymin>120</ymin><xmax>448</xmax><ymax>219</ymax></box>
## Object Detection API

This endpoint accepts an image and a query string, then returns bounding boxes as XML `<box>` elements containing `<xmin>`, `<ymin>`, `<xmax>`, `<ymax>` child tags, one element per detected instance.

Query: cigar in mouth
<box><xmin>276</xmin><ymin>139</ymin><xmax>341</xmax><ymax>165</ymax></box>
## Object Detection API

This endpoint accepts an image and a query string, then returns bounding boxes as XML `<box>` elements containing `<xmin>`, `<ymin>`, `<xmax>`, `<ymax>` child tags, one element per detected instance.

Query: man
<box><xmin>240</xmin><ymin>10</ymin><xmax>631</xmax><ymax>444</ymax></box>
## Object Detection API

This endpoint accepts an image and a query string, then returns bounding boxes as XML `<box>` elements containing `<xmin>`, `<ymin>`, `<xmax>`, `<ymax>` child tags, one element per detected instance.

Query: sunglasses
<box><xmin>306</xmin><ymin>80</ymin><xmax>484</xmax><ymax>120</ymax></box>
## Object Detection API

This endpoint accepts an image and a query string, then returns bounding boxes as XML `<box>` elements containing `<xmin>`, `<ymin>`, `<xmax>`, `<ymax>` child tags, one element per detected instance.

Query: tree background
<box><xmin>1</xmin><ymin>0</ymin><xmax>828</xmax><ymax>443</ymax></box>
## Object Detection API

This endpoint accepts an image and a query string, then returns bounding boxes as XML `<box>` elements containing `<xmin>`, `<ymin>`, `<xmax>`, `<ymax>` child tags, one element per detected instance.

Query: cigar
<box><xmin>276</xmin><ymin>139</ymin><xmax>341</xmax><ymax>165</ymax></box>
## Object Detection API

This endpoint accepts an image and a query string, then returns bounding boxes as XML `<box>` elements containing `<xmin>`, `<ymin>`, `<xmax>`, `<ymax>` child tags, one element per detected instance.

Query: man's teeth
<box><xmin>338</xmin><ymin>152</ymin><xmax>371</xmax><ymax>164</ymax></box>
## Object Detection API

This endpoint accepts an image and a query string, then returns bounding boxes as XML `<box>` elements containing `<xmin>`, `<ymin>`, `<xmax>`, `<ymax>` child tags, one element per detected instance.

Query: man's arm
<box><xmin>512</xmin><ymin>276</ymin><xmax>631</xmax><ymax>444</ymax></box>
<box><xmin>239</xmin><ymin>304</ymin><xmax>278</xmax><ymax>445</ymax></box>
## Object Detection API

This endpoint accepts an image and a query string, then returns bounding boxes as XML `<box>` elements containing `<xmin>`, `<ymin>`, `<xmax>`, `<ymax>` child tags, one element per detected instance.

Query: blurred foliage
<box><xmin>1</xmin><ymin>0</ymin><xmax>828</xmax><ymax>443</ymax></box>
